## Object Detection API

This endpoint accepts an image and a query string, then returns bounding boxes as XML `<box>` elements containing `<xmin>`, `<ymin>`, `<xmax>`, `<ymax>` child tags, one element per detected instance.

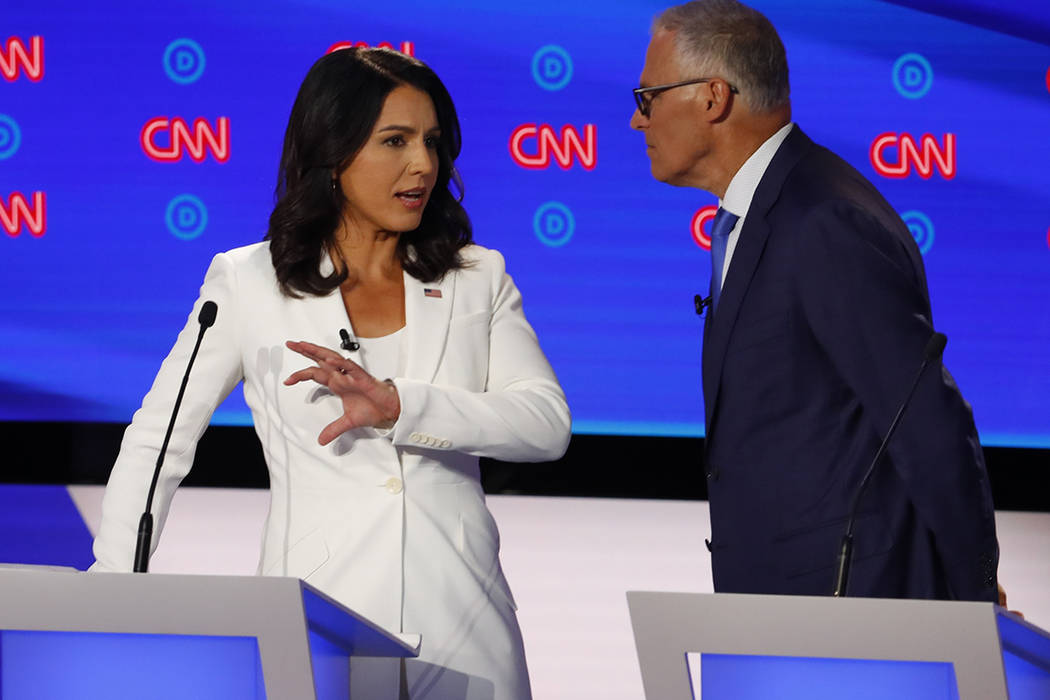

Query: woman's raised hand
<box><xmin>284</xmin><ymin>340</ymin><xmax>401</xmax><ymax>445</ymax></box>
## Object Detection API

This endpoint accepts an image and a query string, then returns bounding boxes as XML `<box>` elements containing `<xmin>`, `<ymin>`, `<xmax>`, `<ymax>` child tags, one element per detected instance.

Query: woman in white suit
<box><xmin>90</xmin><ymin>48</ymin><xmax>571</xmax><ymax>700</ymax></box>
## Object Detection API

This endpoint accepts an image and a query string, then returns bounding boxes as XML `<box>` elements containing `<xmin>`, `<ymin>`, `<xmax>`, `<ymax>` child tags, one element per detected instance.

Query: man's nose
<box><xmin>630</xmin><ymin>107</ymin><xmax>647</xmax><ymax>131</ymax></box>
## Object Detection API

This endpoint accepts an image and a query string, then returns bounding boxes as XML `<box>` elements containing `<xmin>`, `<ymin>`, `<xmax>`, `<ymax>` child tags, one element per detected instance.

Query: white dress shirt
<box><xmin>717</xmin><ymin>122</ymin><xmax>795</xmax><ymax>288</ymax></box>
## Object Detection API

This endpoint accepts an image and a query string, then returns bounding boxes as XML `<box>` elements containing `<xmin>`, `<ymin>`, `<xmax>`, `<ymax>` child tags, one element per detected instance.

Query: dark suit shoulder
<box><xmin>779</xmin><ymin>140</ymin><xmax>899</xmax><ymax>228</ymax></box>
<box><xmin>760</xmin><ymin>130</ymin><xmax>921</xmax><ymax>276</ymax></box>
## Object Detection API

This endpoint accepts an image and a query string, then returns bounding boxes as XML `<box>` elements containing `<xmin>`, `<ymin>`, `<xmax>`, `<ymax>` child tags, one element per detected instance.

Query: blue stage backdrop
<box><xmin>2</xmin><ymin>1</ymin><xmax>1049</xmax><ymax>446</ymax></box>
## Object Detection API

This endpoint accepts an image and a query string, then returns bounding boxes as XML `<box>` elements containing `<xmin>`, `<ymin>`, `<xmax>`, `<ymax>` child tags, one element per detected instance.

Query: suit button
<box><xmin>384</xmin><ymin>477</ymin><xmax>403</xmax><ymax>495</ymax></box>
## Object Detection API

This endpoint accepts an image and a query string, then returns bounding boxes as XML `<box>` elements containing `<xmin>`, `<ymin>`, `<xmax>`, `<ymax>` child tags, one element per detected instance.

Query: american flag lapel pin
<box><xmin>423</xmin><ymin>288</ymin><xmax>443</xmax><ymax>299</ymax></box>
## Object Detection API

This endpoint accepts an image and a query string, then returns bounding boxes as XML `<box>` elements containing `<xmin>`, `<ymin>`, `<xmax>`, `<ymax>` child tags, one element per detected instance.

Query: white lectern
<box><xmin>628</xmin><ymin>591</ymin><xmax>1050</xmax><ymax>700</ymax></box>
<box><xmin>0</xmin><ymin>569</ymin><xmax>419</xmax><ymax>699</ymax></box>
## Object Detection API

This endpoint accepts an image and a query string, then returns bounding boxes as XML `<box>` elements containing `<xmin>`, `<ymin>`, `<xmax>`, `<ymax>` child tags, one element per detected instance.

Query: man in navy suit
<box><xmin>630</xmin><ymin>0</ymin><xmax>998</xmax><ymax>600</ymax></box>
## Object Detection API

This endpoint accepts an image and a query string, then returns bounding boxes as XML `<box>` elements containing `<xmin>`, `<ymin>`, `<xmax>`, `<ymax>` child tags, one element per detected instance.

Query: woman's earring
<box><xmin>330</xmin><ymin>179</ymin><xmax>338</xmax><ymax>193</ymax></box>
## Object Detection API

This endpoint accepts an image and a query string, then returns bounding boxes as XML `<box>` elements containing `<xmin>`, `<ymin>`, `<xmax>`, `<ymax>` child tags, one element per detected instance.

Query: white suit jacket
<box><xmin>91</xmin><ymin>241</ymin><xmax>571</xmax><ymax>700</ymax></box>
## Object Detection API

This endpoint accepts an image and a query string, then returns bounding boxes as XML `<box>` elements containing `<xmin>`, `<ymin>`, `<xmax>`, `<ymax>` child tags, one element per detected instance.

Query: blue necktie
<box><xmin>709</xmin><ymin>207</ymin><xmax>739</xmax><ymax>313</ymax></box>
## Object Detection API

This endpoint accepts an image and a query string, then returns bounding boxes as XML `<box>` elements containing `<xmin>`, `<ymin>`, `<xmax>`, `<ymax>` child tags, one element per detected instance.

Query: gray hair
<box><xmin>654</xmin><ymin>0</ymin><xmax>790</xmax><ymax>114</ymax></box>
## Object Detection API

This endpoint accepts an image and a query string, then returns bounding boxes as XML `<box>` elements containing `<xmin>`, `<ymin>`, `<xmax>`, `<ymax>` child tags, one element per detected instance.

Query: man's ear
<box><xmin>705</xmin><ymin>79</ymin><xmax>735</xmax><ymax>123</ymax></box>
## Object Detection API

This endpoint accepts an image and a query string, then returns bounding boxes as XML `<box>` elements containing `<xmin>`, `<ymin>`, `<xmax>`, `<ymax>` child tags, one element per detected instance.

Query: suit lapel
<box><xmin>316</xmin><ymin>250</ymin><xmax>356</xmax><ymax>351</ymax></box>
<box><xmin>702</xmin><ymin>217</ymin><xmax>773</xmax><ymax>433</ymax></box>
<box><xmin>702</xmin><ymin>126</ymin><xmax>812</xmax><ymax>439</ymax></box>
<box><xmin>403</xmin><ymin>270</ymin><xmax>455</xmax><ymax>382</ymax></box>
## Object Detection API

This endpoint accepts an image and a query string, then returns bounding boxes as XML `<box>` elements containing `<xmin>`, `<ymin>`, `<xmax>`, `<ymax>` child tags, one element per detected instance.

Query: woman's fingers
<box><xmin>283</xmin><ymin>365</ymin><xmax>330</xmax><ymax>386</ymax></box>
<box><xmin>318</xmin><ymin>415</ymin><xmax>356</xmax><ymax>446</ymax></box>
<box><xmin>286</xmin><ymin>340</ymin><xmax>363</xmax><ymax>371</ymax></box>
<box><xmin>284</xmin><ymin>341</ymin><xmax>368</xmax><ymax>385</ymax></box>
<box><xmin>286</xmin><ymin>339</ymin><xmax>339</xmax><ymax>361</ymax></box>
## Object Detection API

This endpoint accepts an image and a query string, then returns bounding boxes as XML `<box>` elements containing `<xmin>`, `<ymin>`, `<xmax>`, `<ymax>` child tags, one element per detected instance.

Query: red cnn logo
<box><xmin>691</xmin><ymin>206</ymin><xmax>718</xmax><ymax>250</ymax></box>
<box><xmin>870</xmin><ymin>132</ymin><xmax>956</xmax><ymax>180</ymax></box>
<box><xmin>509</xmin><ymin>124</ymin><xmax>597</xmax><ymax>171</ymax></box>
<box><xmin>1</xmin><ymin>36</ymin><xmax>44</xmax><ymax>82</ymax></box>
<box><xmin>141</xmin><ymin>117</ymin><xmax>230</xmax><ymax>163</ymax></box>
<box><xmin>327</xmin><ymin>41</ymin><xmax>415</xmax><ymax>57</ymax></box>
<box><xmin>1</xmin><ymin>192</ymin><xmax>46</xmax><ymax>237</ymax></box>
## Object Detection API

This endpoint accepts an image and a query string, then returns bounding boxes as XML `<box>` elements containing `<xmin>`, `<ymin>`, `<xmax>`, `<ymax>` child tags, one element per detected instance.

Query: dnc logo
<box><xmin>0</xmin><ymin>114</ymin><xmax>21</xmax><ymax>160</ymax></box>
<box><xmin>163</xmin><ymin>39</ymin><xmax>205</xmax><ymax>85</ymax></box>
<box><xmin>532</xmin><ymin>45</ymin><xmax>572</xmax><ymax>91</ymax></box>
<box><xmin>892</xmin><ymin>53</ymin><xmax>932</xmax><ymax>100</ymax></box>
<box><xmin>533</xmin><ymin>202</ymin><xmax>575</xmax><ymax>247</ymax></box>
<box><xmin>166</xmin><ymin>194</ymin><xmax>208</xmax><ymax>240</ymax></box>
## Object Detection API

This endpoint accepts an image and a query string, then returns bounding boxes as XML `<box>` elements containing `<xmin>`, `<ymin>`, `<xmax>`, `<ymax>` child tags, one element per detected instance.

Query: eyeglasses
<box><xmin>633</xmin><ymin>78</ymin><xmax>739</xmax><ymax>118</ymax></box>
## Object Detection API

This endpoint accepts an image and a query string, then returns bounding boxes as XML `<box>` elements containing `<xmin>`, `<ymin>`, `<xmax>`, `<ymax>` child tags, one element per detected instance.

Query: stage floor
<box><xmin>65</xmin><ymin>486</ymin><xmax>1049</xmax><ymax>700</ymax></box>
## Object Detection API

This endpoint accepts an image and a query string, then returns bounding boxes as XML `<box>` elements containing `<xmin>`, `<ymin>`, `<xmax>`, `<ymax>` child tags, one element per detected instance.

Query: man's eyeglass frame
<box><xmin>633</xmin><ymin>78</ymin><xmax>739</xmax><ymax>118</ymax></box>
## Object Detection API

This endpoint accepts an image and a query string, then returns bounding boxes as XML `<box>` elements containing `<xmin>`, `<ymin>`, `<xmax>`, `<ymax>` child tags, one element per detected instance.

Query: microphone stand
<box><xmin>133</xmin><ymin>301</ymin><xmax>217</xmax><ymax>573</ymax></box>
<box><xmin>831</xmin><ymin>332</ymin><xmax>946</xmax><ymax>597</ymax></box>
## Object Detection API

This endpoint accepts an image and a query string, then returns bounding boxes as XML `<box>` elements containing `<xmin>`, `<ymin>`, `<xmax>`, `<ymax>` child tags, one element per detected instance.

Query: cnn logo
<box><xmin>1</xmin><ymin>36</ymin><xmax>43</xmax><ymax>82</ymax></box>
<box><xmin>1</xmin><ymin>192</ymin><xmax>46</xmax><ymax>237</ymax></box>
<box><xmin>327</xmin><ymin>41</ymin><xmax>415</xmax><ymax>57</ymax></box>
<box><xmin>140</xmin><ymin>117</ymin><xmax>230</xmax><ymax>163</ymax></box>
<box><xmin>870</xmin><ymin>132</ymin><xmax>955</xmax><ymax>180</ymax></box>
<box><xmin>509</xmin><ymin>124</ymin><xmax>596</xmax><ymax>171</ymax></box>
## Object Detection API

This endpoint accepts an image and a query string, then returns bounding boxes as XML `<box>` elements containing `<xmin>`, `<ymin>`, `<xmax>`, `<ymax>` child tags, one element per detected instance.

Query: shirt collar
<box><xmin>720</xmin><ymin>122</ymin><xmax>795</xmax><ymax>219</ymax></box>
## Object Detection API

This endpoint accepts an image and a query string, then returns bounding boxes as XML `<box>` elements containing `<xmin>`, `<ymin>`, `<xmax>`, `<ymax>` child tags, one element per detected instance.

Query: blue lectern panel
<box><xmin>308</xmin><ymin>630</ymin><xmax>351</xmax><ymax>700</ymax></box>
<box><xmin>700</xmin><ymin>653</ymin><xmax>959</xmax><ymax>700</ymax></box>
<box><xmin>1003</xmin><ymin>650</ymin><xmax>1050</xmax><ymax>700</ymax></box>
<box><xmin>0</xmin><ymin>630</ymin><xmax>265</xmax><ymax>700</ymax></box>
<box><xmin>999</xmin><ymin>612</ymin><xmax>1050</xmax><ymax>700</ymax></box>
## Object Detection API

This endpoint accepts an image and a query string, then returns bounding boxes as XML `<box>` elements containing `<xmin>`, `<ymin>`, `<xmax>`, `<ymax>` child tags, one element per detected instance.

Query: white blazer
<box><xmin>91</xmin><ymin>242</ymin><xmax>571</xmax><ymax>700</ymax></box>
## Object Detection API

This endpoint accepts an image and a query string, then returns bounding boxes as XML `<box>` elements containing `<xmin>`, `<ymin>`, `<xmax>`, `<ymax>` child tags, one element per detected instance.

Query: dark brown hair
<box><xmin>265</xmin><ymin>47</ymin><xmax>472</xmax><ymax>297</ymax></box>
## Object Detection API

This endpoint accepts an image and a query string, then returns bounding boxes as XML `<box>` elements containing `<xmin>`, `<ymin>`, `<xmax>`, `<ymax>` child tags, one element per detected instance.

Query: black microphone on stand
<box><xmin>133</xmin><ymin>300</ymin><xmax>218</xmax><ymax>573</ymax></box>
<box><xmin>831</xmin><ymin>331</ymin><xmax>947</xmax><ymax>597</ymax></box>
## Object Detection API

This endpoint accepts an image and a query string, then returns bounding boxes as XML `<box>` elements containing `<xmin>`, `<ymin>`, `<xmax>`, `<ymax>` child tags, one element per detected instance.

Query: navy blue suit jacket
<box><xmin>702</xmin><ymin>126</ymin><xmax>998</xmax><ymax>601</ymax></box>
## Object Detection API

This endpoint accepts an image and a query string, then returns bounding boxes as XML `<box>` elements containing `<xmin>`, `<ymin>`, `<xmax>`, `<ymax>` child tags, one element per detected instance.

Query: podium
<box><xmin>628</xmin><ymin>591</ymin><xmax>1050</xmax><ymax>699</ymax></box>
<box><xmin>0</xmin><ymin>568</ymin><xmax>419</xmax><ymax>699</ymax></box>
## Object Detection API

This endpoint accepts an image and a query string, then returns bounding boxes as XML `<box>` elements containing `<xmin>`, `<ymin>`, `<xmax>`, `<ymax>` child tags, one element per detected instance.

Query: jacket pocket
<box><xmin>449</xmin><ymin>309</ymin><xmax>491</xmax><ymax>328</ymax></box>
<box><xmin>456</xmin><ymin>486</ymin><xmax>517</xmax><ymax>610</ymax></box>
<box><xmin>261</xmin><ymin>528</ymin><xmax>330</xmax><ymax>580</ymax></box>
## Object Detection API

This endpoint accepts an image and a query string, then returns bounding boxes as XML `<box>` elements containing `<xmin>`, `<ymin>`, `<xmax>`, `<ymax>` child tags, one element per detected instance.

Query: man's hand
<box><xmin>998</xmin><ymin>583</ymin><xmax>1025</xmax><ymax>619</ymax></box>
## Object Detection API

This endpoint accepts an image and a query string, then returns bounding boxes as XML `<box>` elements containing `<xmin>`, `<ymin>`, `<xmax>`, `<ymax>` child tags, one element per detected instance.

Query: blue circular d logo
<box><xmin>533</xmin><ymin>202</ymin><xmax>575</xmax><ymax>247</ymax></box>
<box><xmin>164</xmin><ymin>39</ymin><xmax>206</xmax><ymax>85</ymax></box>
<box><xmin>892</xmin><ymin>53</ymin><xmax>933</xmax><ymax>99</ymax></box>
<box><xmin>166</xmin><ymin>194</ymin><xmax>208</xmax><ymax>240</ymax></box>
<box><xmin>531</xmin><ymin>45</ymin><xmax>573</xmax><ymax>91</ymax></box>
<box><xmin>901</xmin><ymin>210</ymin><xmax>934</xmax><ymax>255</ymax></box>
<box><xmin>0</xmin><ymin>114</ymin><xmax>22</xmax><ymax>160</ymax></box>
